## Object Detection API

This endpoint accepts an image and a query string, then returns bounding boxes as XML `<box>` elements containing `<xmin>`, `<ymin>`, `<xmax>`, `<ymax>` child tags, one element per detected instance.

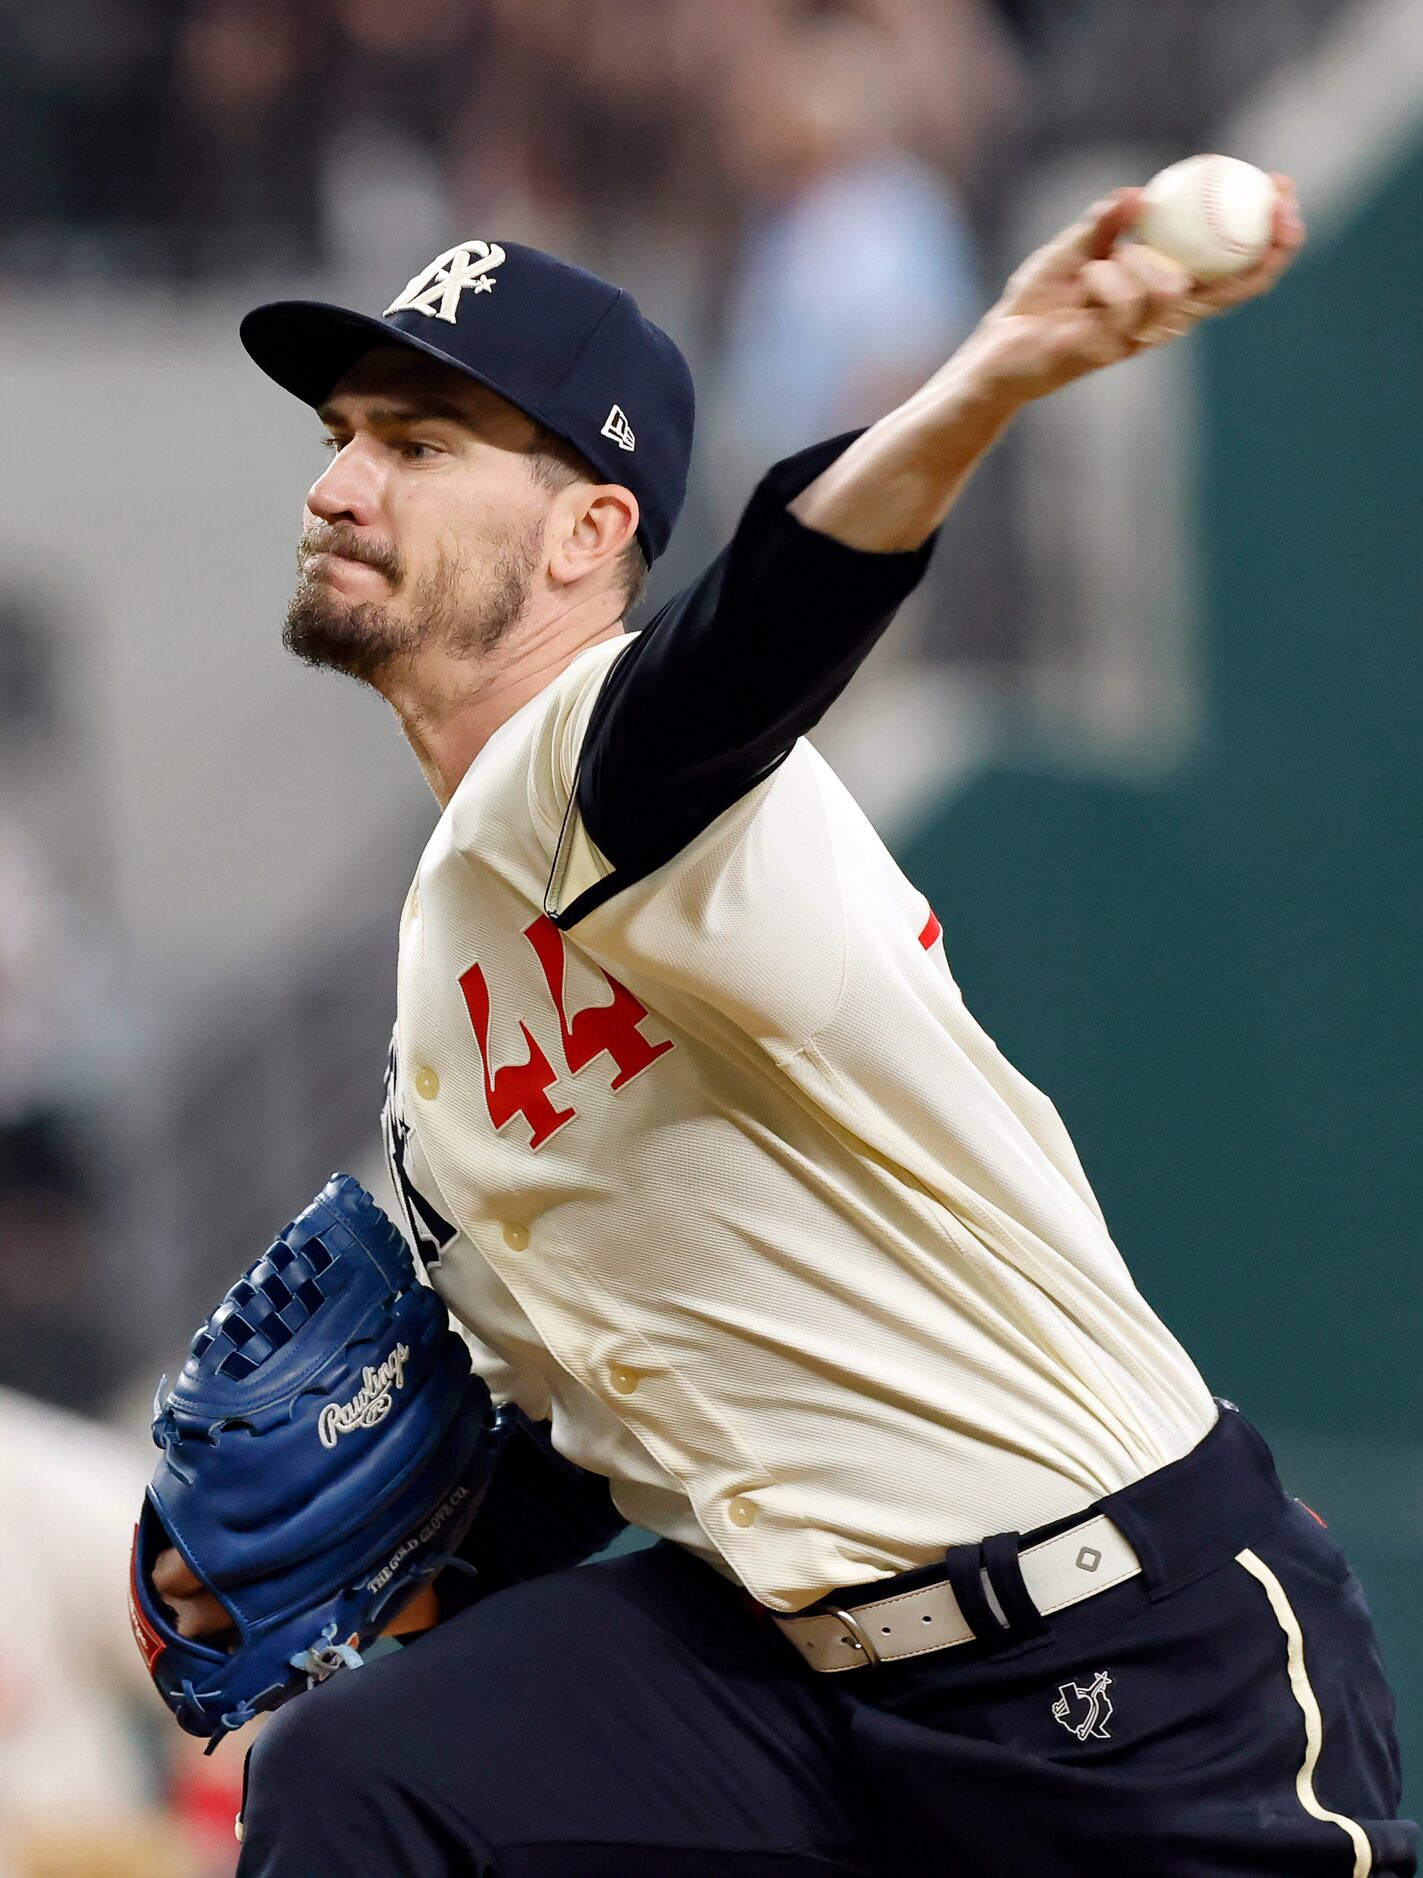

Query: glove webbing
<box><xmin>192</xmin><ymin>1235</ymin><xmax>338</xmax><ymax>1383</ymax></box>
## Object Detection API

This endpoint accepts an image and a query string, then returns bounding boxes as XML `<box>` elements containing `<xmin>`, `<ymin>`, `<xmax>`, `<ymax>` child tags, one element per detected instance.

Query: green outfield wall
<box><xmin>901</xmin><ymin>136</ymin><xmax>1423</xmax><ymax>1796</ymax></box>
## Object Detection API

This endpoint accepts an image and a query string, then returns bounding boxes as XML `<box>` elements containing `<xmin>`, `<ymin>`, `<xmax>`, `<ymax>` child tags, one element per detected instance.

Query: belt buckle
<box><xmin>828</xmin><ymin>1604</ymin><xmax>884</xmax><ymax>1668</ymax></box>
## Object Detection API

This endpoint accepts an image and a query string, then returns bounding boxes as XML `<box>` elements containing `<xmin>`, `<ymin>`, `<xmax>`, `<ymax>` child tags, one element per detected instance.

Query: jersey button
<box><xmin>609</xmin><ymin>1365</ymin><xmax>639</xmax><ymax>1395</ymax></box>
<box><xmin>407</xmin><ymin>885</ymin><xmax>421</xmax><ymax>920</ymax></box>
<box><xmin>414</xmin><ymin>1066</ymin><xmax>440</xmax><ymax>1100</ymax></box>
<box><xmin>501</xmin><ymin>1221</ymin><xmax>530</xmax><ymax>1252</ymax></box>
<box><xmin>727</xmin><ymin>1497</ymin><xmax>758</xmax><ymax>1529</ymax></box>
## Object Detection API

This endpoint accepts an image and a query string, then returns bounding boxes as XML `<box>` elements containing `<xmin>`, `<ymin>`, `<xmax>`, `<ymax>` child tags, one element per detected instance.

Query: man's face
<box><xmin>285</xmin><ymin>348</ymin><xmax>551</xmax><ymax>684</ymax></box>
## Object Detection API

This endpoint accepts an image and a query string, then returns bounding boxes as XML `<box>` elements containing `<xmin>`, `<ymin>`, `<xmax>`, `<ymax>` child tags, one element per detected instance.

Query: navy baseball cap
<box><xmin>240</xmin><ymin>239</ymin><xmax>695</xmax><ymax>563</ymax></box>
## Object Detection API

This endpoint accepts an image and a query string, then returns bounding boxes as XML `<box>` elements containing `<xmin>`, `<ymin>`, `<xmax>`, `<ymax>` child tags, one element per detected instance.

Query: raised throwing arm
<box><xmin>790</xmin><ymin>180</ymin><xmax>1305</xmax><ymax>554</ymax></box>
<box><xmin>571</xmin><ymin>179</ymin><xmax>1304</xmax><ymax>901</ymax></box>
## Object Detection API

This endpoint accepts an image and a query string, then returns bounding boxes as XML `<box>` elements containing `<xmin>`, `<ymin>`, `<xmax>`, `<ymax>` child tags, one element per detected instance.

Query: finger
<box><xmin>1269</xmin><ymin>172</ymin><xmax>1299</xmax><ymax>227</ymax></box>
<box><xmin>170</xmin><ymin>1589</ymin><xmax>233</xmax><ymax>1641</ymax></box>
<box><xmin>1131</xmin><ymin>311</ymin><xmax>1201</xmax><ymax>349</ymax></box>
<box><xmin>151</xmin><ymin>1545</ymin><xmax>234</xmax><ymax>1640</ymax></box>
<box><xmin>1267</xmin><ymin>174</ymin><xmax>1306</xmax><ymax>249</ymax></box>
<box><xmin>1113</xmin><ymin>242</ymin><xmax>1195</xmax><ymax>302</ymax></box>
<box><xmin>1039</xmin><ymin>187</ymin><xmax>1144</xmax><ymax>270</ymax></box>
<box><xmin>1083</xmin><ymin>247</ymin><xmax>1194</xmax><ymax>338</ymax></box>
<box><xmin>1191</xmin><ymin>211</ymin><xmax>1305</xmax><ymax>312</ymax></box>
<box><xmin>1109</xmin><ymin>245</ymin><xmax>1207</xmax><ymax>348</ymax></box>
<box><xmin>1080</xmin><ymin>258</ymin><xmax>1152</xmax><ymax>335</ymax></box>
<box><xmin>151</xmin><ymin>1545</ymin><xmax>201</xmax><ymax>1599</ymax></box>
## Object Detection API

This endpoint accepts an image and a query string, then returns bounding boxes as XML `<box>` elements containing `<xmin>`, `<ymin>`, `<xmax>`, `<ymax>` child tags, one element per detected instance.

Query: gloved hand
<box><xmin>128</xmin><ymin>1173</ymin><xmax>509</xmax><ymax>1747</ymax></box>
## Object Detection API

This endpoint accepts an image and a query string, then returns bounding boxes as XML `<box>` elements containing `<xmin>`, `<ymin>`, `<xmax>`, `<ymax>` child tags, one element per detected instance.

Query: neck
<box><xmin>378</xmin><ymin>594</ymin><xmax>624</xmax><ymax>808</ymax></box>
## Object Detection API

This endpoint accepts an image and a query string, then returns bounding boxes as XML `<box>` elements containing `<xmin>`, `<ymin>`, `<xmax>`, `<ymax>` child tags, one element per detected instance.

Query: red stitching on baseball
<box><xmin>1200</xmin><ymin>155</ymin><xmax>1257</xmax><ymax>256</ymax></box>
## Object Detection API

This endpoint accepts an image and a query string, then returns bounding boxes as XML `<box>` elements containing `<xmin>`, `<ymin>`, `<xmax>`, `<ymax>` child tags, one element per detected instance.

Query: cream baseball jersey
<box><xmin>380</xmin><ymin>491</ymin><xmax>1217</xmax><ymax>1613</ymax></box>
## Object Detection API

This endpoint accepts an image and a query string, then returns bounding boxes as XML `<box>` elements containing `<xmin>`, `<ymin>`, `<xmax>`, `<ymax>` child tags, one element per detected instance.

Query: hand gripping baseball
<box><xmin>129</xmin><ymin>1174</ymin><xmax>510</xmax><ymax>1747</ymax></box>
<box><xmin>968</xmin><ymin>176</ymin><xmax>1305</xmax><ymax>404</ymax></box>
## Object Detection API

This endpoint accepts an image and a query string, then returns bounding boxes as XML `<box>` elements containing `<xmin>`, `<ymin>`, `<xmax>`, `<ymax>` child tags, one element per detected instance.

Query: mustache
<box><xmin>297</xmin><ymin>525</ymin><xmax>403</xmax><ymax>585</ymax></box>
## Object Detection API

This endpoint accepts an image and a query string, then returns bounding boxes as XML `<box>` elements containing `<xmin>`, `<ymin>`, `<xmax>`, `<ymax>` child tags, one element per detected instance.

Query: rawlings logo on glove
<box><xmin>318</xmin><ymin>1341</ymin><xmax>410</xmax><ymax>1446</ymax></box>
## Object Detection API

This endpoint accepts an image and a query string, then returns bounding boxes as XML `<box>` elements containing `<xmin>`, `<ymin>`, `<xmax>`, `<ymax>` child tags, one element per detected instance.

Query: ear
<box><xmin>546</xmin><ymin>484</ymin><xmax>640</xmax><ymax>589</ymax></box>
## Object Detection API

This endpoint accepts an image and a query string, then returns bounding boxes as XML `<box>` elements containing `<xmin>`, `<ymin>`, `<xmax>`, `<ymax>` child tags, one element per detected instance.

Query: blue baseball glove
<box><xmin>129</xmin><ymin>1173</ymin><xmax>508</xmax><ymax>1748</ymax></box>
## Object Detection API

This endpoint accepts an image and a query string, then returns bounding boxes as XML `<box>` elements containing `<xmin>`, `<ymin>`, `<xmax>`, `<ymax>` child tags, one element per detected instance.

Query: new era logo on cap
<box><xmin>601</xmin><ymin>404</ymin><xmax>635</xmax><ymax>452</ymax></box>
<box><xmin>384</xmin><ymin>241</ymin><xmax>507</xmax><ymax>324</ymax></box>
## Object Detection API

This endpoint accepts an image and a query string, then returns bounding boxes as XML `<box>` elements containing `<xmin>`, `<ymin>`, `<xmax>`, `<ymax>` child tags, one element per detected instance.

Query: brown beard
<box><xmin>284</xmin><ymin>523</ymin><xmax>540</xmax><ymax>685</ymax></box>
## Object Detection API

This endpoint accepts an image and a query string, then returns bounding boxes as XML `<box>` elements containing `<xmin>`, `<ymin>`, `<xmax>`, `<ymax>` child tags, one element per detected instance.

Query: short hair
<box><xmin>526</xmin><ymin>424</ymin><xmax>650</xmax><ymax>615</ymax></box>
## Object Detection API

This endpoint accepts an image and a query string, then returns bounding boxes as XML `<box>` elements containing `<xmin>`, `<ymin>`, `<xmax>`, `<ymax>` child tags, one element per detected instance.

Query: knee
<box><xmin>237</xmin><ymin>1666</ymin><xmax>449</xmax><ymax>1875</ymax></box>
<box><xmin>246</xmin><ymin>1676</ymin><xmax>359</xmax><ymax>1800</ymax></box>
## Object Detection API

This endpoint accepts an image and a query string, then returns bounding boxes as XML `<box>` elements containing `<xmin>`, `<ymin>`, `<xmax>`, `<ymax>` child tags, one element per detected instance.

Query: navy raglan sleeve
<box><xmin>575</xmin><ymin>432</ymin><xmax>936</xmax><ymax>884</ymax></box>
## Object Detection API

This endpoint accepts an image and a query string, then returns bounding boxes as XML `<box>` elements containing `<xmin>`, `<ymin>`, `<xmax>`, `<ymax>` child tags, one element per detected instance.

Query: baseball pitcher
<box><xmin>138</xmin><ymin>184</ymin><xmax>1415</xmax><ymax>1875</ymax></box>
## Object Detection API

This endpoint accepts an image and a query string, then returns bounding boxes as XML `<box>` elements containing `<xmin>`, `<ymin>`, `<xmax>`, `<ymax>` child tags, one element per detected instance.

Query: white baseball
<box><xmin>1133</xmin><ymin>155</ymin><xmax>1279</xmax><ymax>281</ymax></box>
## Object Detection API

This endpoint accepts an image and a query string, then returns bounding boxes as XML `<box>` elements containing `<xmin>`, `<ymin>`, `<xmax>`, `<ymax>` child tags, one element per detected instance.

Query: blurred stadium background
<box><xmin>1</xmin><ymin>0</ymin><xmax>1419</xmax><ymax>1869</ymax></box>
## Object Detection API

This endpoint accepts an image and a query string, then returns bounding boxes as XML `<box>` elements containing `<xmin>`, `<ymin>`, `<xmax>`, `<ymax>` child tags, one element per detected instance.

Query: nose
<box><xmin>306</xmin><ymin>439</ymin><xmax>382</xmax><ymax>528</ymax></box>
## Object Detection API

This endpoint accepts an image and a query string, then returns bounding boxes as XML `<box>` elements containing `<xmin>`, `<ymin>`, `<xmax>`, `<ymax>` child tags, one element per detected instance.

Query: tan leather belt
<box><xmin>774</xmin><ymin>1512</ymin><xmax>1141</xmax><ymax>1673</ymax></box>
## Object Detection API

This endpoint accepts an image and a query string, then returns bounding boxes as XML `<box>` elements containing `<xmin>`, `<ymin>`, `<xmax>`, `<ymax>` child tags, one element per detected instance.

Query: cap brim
<box><xmin>240</xmin><ymin>298</ymin><xmax>655</xmax><ymax>562</ymax></box>
<box><xmin>240</xmin><ymin>300</ymin><xmax>529</xmax><ymax>416</ymax></box>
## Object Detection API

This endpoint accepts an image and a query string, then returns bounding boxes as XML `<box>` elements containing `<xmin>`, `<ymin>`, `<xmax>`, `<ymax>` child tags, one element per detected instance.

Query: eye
<box><xmin>399</xmin><ymin>440</ymin><xmax>440</xmax><ymax>461</ymax></box>
<box><xmin>318</xmin><ymin>435</ymin><xmax>345</xmax><ymax>454</ymax></box>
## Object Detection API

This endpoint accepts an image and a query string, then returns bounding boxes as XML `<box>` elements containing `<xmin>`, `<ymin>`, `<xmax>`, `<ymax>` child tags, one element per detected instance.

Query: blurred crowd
<box><xmin>0</xmin><ymin>0</ymin><xmax>1355</xmax><ymax>293</ymax></box>
<box><xmin>0</xmin><ymin>0</ymin><xmax>1024</xmax><ymax>286</ymax></box>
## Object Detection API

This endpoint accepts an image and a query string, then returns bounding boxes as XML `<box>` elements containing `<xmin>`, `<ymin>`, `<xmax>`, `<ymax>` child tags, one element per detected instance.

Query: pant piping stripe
<box><xmin>1236</xmin><ymin>1546</ymin><xmax>1374</xmax><ymax>1878</ymax></box>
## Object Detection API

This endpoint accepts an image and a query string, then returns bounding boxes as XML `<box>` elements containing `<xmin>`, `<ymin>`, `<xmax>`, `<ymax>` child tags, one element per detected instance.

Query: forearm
<box><xmin>793</xmin><ymin>172</ymin><xmax>1304</xmax><ymax>554</ymax></box>
<box><xmin>789</xmin><ymin>336</ymin><xmax>1019</xmax><ymax>553</ymax></box>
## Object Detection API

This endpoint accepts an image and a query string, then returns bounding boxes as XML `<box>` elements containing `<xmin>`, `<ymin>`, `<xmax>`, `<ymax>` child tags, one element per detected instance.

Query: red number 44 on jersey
<box><xmin>457</xmin><ymin>915</ymin><xmax>674</xmax><ymax>1150</ymax></box>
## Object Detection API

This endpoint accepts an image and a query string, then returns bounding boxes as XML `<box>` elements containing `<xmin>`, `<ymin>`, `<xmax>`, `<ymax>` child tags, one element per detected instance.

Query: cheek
<box><xmin>390</xmin><ymin>472</ymin><xmax>479</xmax><ymax>560</ymax></box>
<box><xmin>447</xmin><ymin>481</ymin><xmax>546</xmax><ymax>571</ymax></box>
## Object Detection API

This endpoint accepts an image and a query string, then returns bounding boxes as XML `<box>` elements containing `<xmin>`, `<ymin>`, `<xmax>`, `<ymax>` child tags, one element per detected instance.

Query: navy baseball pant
<box><xmin>237</xmin><ymin>1409</ymin><xmax>1415</xmax><ymax>1876</ymax></box>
